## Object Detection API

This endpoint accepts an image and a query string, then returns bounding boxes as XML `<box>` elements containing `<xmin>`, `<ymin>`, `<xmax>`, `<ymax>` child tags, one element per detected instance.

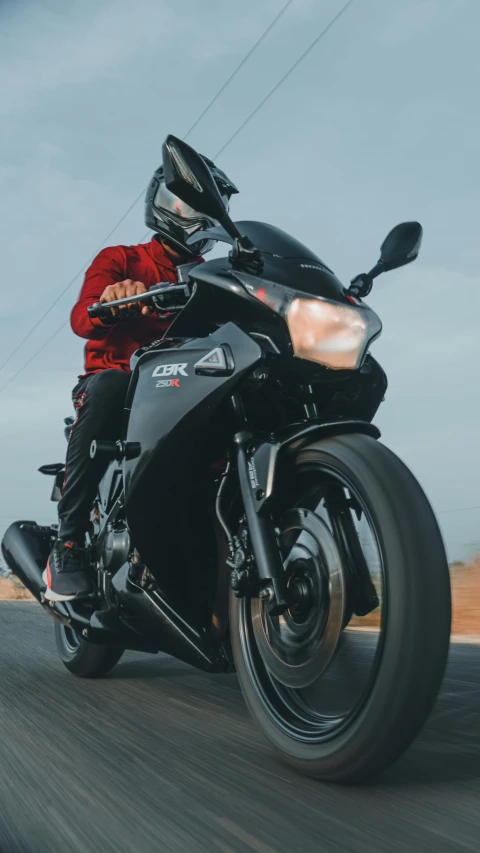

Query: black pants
<box><xmin>58</xmin><ymin>369</ymin><xmax>130</xmax><ymax>543</ymax></box>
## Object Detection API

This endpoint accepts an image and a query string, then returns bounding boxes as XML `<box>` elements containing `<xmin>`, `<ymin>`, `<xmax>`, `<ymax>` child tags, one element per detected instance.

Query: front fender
<box><xmin>244</xmin><ymin>420</ymin><xmax>380</xmax><ymax>513</ymax></box>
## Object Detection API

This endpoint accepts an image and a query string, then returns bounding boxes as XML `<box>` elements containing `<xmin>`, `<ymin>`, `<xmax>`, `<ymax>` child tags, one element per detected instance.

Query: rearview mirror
<box><xmin>349</xmin><ymin>221</ymin><xmax>423</xmax><ymax>298</ymax></box>
<box><xmin>379</xmin><ymin>222</ymin><xmax>423</xmax><ymax>272</ymax></box>
<box><xmin>162</xmin><ymin>135</ymin><xmax>241</xmax><ymax>240</ymax></box>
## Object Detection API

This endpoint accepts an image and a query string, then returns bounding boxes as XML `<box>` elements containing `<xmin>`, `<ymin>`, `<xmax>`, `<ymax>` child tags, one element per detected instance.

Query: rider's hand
<box><xmin>99</xmin><ymin>280</ymin><xmax>151</xmax><ymax>316</ymax></box>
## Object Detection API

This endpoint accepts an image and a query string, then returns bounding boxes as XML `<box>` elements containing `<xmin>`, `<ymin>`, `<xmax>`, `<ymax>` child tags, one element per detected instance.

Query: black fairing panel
<box><xmin>230</xmin><ymin>256</ymin><xmax>347</xmax><ymax>302</ymax></box>
<box><xmin>168</xmin><ymin>251</ymin><xmax>349</xmax><ymax>344</ymax></box>
<box><xmin>190</xmin><ymin>251</ymin><xmax>348</xmax><ymax>306</ymax></box>
<box><xmin>123</xmin><ymin>323</ymin><xmax>262</xmax><ymax>614</ymax></box>
<box><xmin>185</xmin><ymin>220</ymin><xmax>348</xmax><ymax>305</ymax></box>
<box><xmin>168</xmin><ymin>258</ymin><xmax>292</xmax><ymax>346</ymax></box>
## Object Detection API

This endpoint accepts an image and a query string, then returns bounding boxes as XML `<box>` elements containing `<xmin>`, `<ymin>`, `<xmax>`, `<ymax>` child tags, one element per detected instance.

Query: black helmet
<box><xmin>145</xmin><ymin>154</ymin><xmax>238</xmax><ymax>257</ymax></box>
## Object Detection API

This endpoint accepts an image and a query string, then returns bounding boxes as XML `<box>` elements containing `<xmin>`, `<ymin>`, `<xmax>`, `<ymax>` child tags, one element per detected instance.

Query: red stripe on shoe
<box><xmin>46</xmin><ymin>559</ymin><xmax>52</xmax><ymax>589</ymax></box>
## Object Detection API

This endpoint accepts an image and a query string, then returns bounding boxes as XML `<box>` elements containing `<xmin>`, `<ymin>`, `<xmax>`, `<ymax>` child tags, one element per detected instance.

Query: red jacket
<box><xmin>72</xmin><ymin>237</ymin><xmax>195</xmax><ymax>376</ymax></box>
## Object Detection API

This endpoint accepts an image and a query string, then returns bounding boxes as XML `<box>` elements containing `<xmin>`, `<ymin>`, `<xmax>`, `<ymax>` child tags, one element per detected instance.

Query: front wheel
<box><xmin>54</xmin><ymin>622</ymin><xmax>124</xmax><ymax>678</ymax></box>
<box><xmin>230</xmin><ymin>434</ymin><xmax>451</xmax><ymax>783</ymax></box>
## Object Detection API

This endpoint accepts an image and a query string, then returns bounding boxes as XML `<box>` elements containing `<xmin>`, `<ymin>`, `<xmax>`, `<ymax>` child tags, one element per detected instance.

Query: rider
<box><xmin>45</xmin><ymin>155</ymin><xmax>238</xmax><ymax>601</ymax></box>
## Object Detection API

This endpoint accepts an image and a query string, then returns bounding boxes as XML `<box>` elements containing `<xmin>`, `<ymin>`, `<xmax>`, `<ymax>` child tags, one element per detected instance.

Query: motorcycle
<box><xmin>2</xmin><ymin>135</ymin><xmax>451</xmax><ymax>782</ymax></box>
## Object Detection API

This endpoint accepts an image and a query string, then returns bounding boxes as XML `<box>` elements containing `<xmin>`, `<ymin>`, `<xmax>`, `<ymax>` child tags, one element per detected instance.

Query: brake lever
<box><xmin>149</xmin><ymin>283</ymin><xmax>191</xmax><ymax>313</ymax></box>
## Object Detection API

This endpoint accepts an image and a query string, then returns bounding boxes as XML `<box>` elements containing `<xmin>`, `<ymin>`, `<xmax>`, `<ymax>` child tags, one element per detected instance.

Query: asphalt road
<box><xmin>0</xmin><ymin>603</ymin><xmax>478</xmax><ymax>853</ymax></box>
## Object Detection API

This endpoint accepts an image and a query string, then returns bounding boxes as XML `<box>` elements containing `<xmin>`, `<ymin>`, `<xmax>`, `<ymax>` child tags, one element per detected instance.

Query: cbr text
<box><xmin>152</xmin><ymin>363</ymin><xmax>188</xmax><ymax>377</ymax></box>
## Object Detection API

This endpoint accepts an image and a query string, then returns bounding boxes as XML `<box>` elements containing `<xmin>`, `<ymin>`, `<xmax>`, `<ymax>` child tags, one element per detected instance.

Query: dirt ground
<box><xmin>0</xmin><ymin>577</ymin><xmax>34</xmax><ymax>600</ymax></box>
<box><xmin>348</xmin><ymin>556</ymin><xmax>480</xmax><ymax>635</ymax></box>
<box><xmin>1</xmin><ymin>557</ymin><xmax>479</xmax><ymax>635</ymax></box>
<box><xmin>450</xmin><ymin>556</ymin><xmax>480</xmax><ymax>635</ymax></box>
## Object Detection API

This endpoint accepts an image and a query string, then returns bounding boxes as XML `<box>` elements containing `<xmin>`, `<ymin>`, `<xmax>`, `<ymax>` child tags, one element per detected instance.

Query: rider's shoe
<box><xmin>44</xmin><ymin>539</ymin><xmax>94</xmax><ymax>602</ymax></box>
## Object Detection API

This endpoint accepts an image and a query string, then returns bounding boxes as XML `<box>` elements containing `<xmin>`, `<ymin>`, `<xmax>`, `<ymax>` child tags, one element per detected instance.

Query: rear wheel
<box><xmin>54</xmin><ymin>622</ymin><xmax>124</xmax><ymax>678</ymax></box>
<box><xmin>230</xmin><ymin>433</ymin><xmax>451</xmax><ymax>782</ymax></box>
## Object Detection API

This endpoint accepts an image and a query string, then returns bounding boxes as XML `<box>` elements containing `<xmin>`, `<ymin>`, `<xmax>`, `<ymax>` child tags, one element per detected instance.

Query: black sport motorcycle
<box><xmin>2</xmin><ymin>136</ymin><xmax>451</xmax><ymax>783</ymax></box>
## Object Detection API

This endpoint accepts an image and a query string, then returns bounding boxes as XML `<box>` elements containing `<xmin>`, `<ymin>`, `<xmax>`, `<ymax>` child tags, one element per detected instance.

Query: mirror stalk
<box><xmin>229</xmin><ymin>235</ymin><xmax>264</xmax><ymax>275</ymax></box>
<box><xmin>216</xmin><ymin>212</ymin><xmax>243</xmax><ymax>243</ymax></box>
<box><xmin>349</xmin><ymin>262</ymin><xmax>384</xmax><ymax>297</ymax></box>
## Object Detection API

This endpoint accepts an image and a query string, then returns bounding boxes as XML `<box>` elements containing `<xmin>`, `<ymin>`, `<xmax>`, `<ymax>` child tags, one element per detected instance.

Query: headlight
<box><xmin>236</xmin><ymin>274</ymin><xmax>382</xmax><ymax>370</ymax></box>
<box><xmin>286</xmin><ymin>296</ymin><xmax>381</xmax><ymax>370</ymax></box>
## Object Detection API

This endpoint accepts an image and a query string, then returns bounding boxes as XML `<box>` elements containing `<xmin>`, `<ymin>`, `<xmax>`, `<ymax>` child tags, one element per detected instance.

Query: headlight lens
<box><xmin>236</xmin><ymin>273</ymin><xmax>382</xmax><ymax>370</ymax></box>
<box><xmin>286</xmin><ymin>296</ymin><xmax>381</xmax><ymax>370</ymax></box>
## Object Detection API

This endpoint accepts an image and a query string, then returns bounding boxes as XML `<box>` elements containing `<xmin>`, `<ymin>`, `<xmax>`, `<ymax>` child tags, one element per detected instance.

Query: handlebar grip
<box><xmin>87</xmin><ymin>302</ymin><xmax>112</xmax><ymax>320</ymax></box>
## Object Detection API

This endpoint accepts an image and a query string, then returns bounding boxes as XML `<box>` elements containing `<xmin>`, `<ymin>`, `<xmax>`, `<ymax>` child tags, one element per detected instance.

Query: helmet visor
<box><xmin>153</xmin><ymin>183</ymin><xmax>229</xmax><ymax>222</ymax></box>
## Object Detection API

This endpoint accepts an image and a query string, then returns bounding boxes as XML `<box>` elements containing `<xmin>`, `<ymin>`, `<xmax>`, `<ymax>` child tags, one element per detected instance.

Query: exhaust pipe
<box><xmin>1</xmin><ymin>521</ymin><xmax>51</xmax><ymax>602</ymax></box>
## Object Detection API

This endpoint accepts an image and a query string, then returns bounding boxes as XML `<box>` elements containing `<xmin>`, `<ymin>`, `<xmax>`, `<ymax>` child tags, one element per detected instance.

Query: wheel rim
<box><xmin>61</xmin><ymin>625</ymin><xmax>82</xmax><ymax>652</ymax></box>
<box><xmin>238</xmin><ymin>464</ymin><xmax>386</xmax><ymax>743</ymax></box>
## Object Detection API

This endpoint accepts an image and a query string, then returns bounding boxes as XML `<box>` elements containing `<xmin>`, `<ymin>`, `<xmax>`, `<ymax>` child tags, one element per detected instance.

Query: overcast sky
<box><xmin>0</xmin><ymin>0</ymin><xmax>479</xmax><ymax>560</ymax></box>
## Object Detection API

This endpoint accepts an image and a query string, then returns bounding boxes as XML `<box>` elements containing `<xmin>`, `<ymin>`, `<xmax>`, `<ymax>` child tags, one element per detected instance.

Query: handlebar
<box><xmin>87</xmin><ymin>283</ymin><xmax>191</xmax><ymax>320</ymax></box>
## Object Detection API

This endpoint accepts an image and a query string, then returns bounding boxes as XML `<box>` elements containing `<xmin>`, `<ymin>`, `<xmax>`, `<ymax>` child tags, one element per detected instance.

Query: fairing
<box><xmin>169</xmin><ymin>246</ymin><xmax>365</xmax><ymax>356</ymax></box>
<box><xmin>122</xmin><ymin>323</ymin><xmax>262</xmax><ymax>619</ymax></box>
<box><xmin>189</xmin><ymin>221</ymin><xmax>349</xmax><ymax>304</ymax></box>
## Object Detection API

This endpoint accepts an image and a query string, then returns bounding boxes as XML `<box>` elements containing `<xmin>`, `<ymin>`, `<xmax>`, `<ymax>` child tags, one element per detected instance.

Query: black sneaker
<box><xmin>44</xmin><ymin>539</ymin><xmax>94</xmax><ymax>602</ymax></box>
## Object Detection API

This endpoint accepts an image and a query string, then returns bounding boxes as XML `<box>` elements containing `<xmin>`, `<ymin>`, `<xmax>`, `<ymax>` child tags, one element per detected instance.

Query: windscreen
<box><xmin>233</xmin><ymin>221</ymin><xmax>332</xmax><ymax>268</ymax></box>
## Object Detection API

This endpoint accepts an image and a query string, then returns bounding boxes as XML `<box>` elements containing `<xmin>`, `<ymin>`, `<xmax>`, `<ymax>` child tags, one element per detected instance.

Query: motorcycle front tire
<box><xmin>230</xmin><ymin>433</ymin><xmax>451</xmax><ymax>783</ymax></box>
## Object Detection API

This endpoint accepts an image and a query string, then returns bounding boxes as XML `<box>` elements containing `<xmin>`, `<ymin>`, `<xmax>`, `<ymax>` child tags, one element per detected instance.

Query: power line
<box><xmin>439</xmin><ymin>504</ymin><xmax>480</xmax><ymax>515</ymax></box>
<box><xmin>0</xmin><ymin>0</ymin><xmax>356</xmax><ymax>395</ymax></box>
<box><xmin>0</xmin><ymin>188</ymin><xmax>147</xmax><ymax>375</ymax></box>
<box><xmin>0</xmin><ymin>1</ymin><xmax>293</xmax><ymax>377</ymax></box>
<box><xmin>0</xmin><ymin>231</ymin><xmax>153</xmax><ymax>395</ymax></box>
<box><xmin>214</xmin><ymin>0</ymin><xmax>356</xmax><ymax>158</ymax></box>
<box><xmin>183</xmin><ymin>0</ymin><xmax>294</xmax><ymax>142</ymax></box>
<box><xmin>0</xmin><ymin>323</ymin><xmax>67</xmax><ymax>395</ymax></box>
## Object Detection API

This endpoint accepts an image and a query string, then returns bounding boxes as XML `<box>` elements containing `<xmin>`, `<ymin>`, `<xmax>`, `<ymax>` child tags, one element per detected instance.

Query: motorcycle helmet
<box><xmin>145</xmin><ymin>153</ymin><xmax>238</xmax><ymax>257</ymax></box>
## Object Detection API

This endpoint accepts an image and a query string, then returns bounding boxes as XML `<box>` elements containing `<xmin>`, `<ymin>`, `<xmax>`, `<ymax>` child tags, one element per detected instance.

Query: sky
<box><xmin>0</xmin><ymin>0</ymin><xmax>479</xmax><ymax>560</ymax></box>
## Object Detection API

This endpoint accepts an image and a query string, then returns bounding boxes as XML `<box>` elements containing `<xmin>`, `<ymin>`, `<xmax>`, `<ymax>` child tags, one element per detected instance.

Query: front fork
<box><xmin>234</xmin><ymin>431</ymin><xmax>288</xmax><ymax>614</ymax></box>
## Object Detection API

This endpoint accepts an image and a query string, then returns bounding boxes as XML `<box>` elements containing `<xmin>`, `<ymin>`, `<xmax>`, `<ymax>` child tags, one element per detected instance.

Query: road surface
<box><xmin>0</xmin><ymin>602</ymin><xmax>478</xmax><ymax>853</ymax></box>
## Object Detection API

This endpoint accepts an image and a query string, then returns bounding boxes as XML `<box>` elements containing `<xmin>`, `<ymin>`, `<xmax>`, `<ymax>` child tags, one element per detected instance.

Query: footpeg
<box><xmin>90</xmin><ymin>440</ymin><xmax>141</xmax><ymax>461</ymax></box>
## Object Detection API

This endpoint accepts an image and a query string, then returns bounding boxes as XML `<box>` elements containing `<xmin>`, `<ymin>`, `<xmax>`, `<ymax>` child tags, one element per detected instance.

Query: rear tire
<box><xmin>230</xmin><ymin>434</ymin><xmax>451</xmax><ymax>782</ymax></box>
<box><xmin>54</xmin><ymin>622</ymin><xmax>124</xmax><ymax>678</ymax></box>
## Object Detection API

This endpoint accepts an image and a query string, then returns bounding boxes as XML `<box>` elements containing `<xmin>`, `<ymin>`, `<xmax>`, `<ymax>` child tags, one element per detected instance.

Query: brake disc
<box><xmin>251</xmin><ymin>508</ymin><xmax>345</xmax><ymax>689</ymax></box>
